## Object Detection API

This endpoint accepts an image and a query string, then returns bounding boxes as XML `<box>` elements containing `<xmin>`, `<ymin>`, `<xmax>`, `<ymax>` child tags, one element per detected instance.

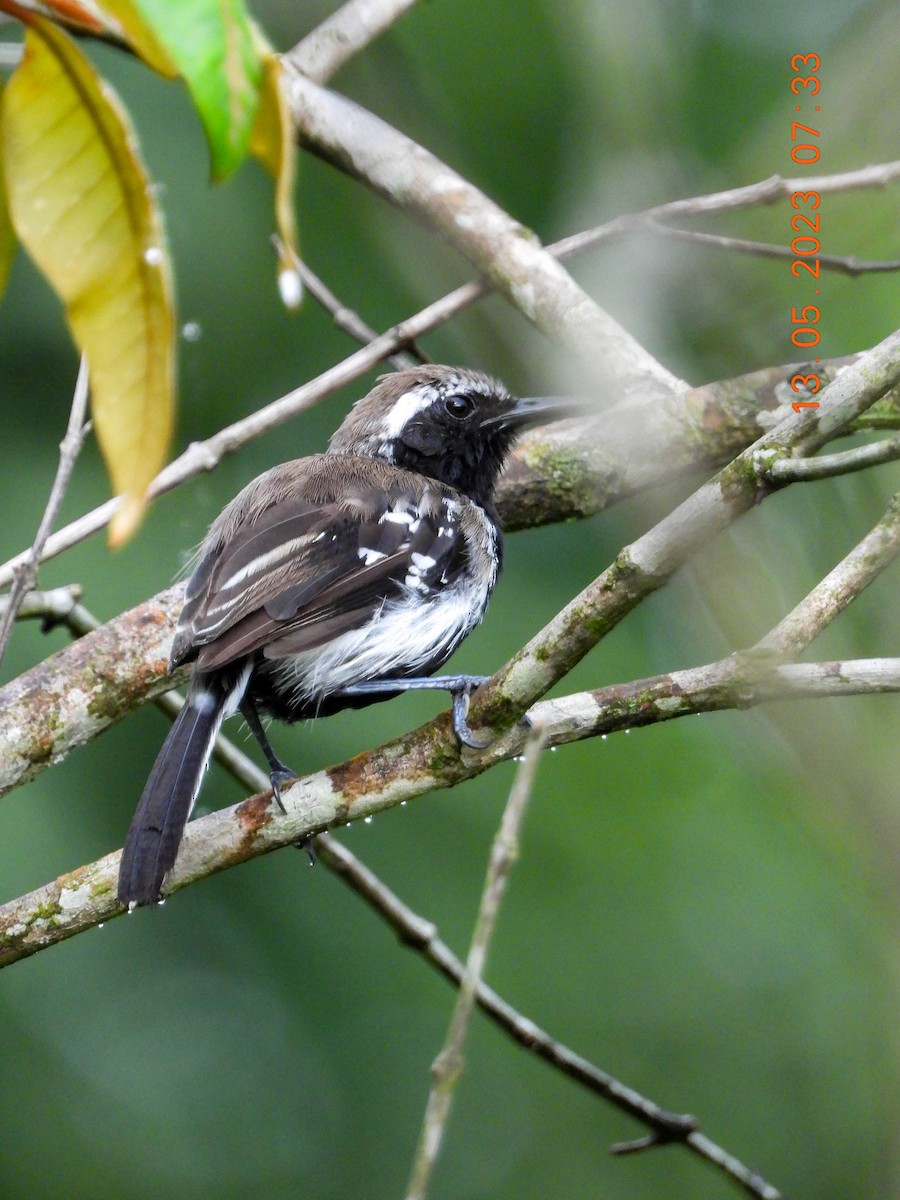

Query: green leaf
<box><xmin>103</xmin><ymin>0</ymin><xmax>264</xmax><ymax>179</ymax></box>
<box><xmin>0</xmin><ymin>16</ymin><xmax>176</xmax><ymax>544</ymax></box>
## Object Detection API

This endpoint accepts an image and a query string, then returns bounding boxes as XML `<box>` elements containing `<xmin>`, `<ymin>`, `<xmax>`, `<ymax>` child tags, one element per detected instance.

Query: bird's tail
<box><xmin>117</xmin><ymin>671</ymin><xmax>243</xmax><ymax>908</ymax></box>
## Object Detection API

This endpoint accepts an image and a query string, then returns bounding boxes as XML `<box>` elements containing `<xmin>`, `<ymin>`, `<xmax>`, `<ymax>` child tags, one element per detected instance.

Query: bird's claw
<box><xmin>451</xmin><ymin>681</ymin><xmax>492</xmax><ymax>749</ymax></box>
<box><xmin>269</xmin><ymin>767</ymin><xmax>297</xmax><ymax>814</ymax></box>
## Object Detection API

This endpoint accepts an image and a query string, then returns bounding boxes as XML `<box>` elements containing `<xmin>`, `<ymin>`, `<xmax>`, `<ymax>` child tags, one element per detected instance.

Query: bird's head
<box><xmin>328</xmin><ymin>365</ymin><xmax>573</xmax><ymax>506</ymax></box>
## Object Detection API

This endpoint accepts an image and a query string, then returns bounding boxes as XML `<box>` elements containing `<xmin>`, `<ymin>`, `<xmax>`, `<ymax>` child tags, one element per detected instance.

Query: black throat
<box><xmin>387</xmin><ymin>434</ymin><xmax>511</xmax><ymax>510</ymax></box>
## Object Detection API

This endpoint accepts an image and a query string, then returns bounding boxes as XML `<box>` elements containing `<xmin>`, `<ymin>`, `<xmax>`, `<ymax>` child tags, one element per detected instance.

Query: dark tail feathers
<box><xmin>118</xmin><ymin>676</ymin><xmax>231</xmax><ymax>908</ymax></box>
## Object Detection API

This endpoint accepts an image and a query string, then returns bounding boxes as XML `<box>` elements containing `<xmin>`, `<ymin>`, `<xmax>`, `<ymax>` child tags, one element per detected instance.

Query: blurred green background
<box><xmin>2</xmin><ymin>1</ymin><xmax>900</xmax><ymax>1197</ymax></box>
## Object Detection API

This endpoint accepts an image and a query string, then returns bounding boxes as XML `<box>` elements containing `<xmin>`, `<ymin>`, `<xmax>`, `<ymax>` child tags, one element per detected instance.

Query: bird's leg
<box><xmin>239</xmin><ymin>697</ymin><xmax>315</xmax><ymax>861</ymax></box>
<box><xmin>239</xmin><ymin>695</ymin><xmax>296</xmax><ymax>812</ymax></box>
<box><xmin>338</xmin><ymin>675</ymin><xmax>493</xmax><ymax>749</ymax></box>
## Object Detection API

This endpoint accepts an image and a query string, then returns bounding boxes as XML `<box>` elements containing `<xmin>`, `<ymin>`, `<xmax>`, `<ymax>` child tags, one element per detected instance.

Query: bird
<box><xmin>117</xmin><ymin>364</ymin><xmax>575</xmax><ymax>908</ymax></box>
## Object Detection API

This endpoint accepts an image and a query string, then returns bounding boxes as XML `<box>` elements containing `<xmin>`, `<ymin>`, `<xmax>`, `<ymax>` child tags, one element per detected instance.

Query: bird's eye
<box><xmin>443</xmin><ymin>394</ymin><xmax>476</xmax><ymax>420</ymax></box>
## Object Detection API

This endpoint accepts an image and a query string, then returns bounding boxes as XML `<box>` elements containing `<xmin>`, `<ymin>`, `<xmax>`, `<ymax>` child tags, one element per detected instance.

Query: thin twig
<box><xmin>756</xmin><ymin>492</ymin><xmax>900</xmax><ymax>659</ymax></box>
<box><xmin>551</xmin><ymin>162</ymin><xmax>900</xmax><ymax>260</ymax></box>
<box><xmin>405</xmin><ymin>721</ymin><xmax>546</xmax><ymax>1200</ymax></box>
<box><xmin>469</xmin><ymin>330</ymin><xmax>900</xmax><ymax>739</ymax></box>
<box><xmin>0</xmin><ymin>358</ymin><xmax>90</xmax><ymax>672</ymax></box>
<box><xmin>292</xmin><ymin>251</ymin><xmax>422</xmax><ymax>368</ymax></box>
<box><xmin>314</xmin><ymin>840</ymin><xmax>777</xmax><ymax>1200</ymax></box>
<box><xmin>649</xmin><ymin>221</ymin><xmax>900</xmax><ymax>276</ymax></box>
<box><xmin>286</xmin><ymin>0</ymin><xmax>423</xmax><ymax>83</ymax></box>
<box><xmin>0</xmin><ymin>585</ymin><xmax>91</xmax><ymax>631</ymax></box>
<box><xmin>648</xmin><ymin>222</ymin><xmax>900</xmax><ymax>276</ymax></box>
<box><xmin>283</xmin><ymin>72</ymin><xmax>683</xmax><ymax>396</ymax></box>
<box><xmin>768</xmin><ymin>436</ymin><xmax>900</xmax><ymax>481</ymax></box>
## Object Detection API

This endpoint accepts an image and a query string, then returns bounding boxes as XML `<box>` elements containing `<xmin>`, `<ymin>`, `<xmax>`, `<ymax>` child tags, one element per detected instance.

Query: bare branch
<box><xmin>0</xmin><ymin>585</ymin><xmax>184</xmax><ymax>797</ymax></box>
<box><xmin>0</xmin><ymin>585</ymin><xmax>93</xmax><ymax>633</ymax></box>
<box><xmin>286</xmin><ymin>0</ymin><xmax>422</xmax><ymax>83</ymax></box>
<box><xmin>406</xmin><ymin>722</ymin><xmax>546</xmax><ymax>1200</ymax></box>
<box><xmin>282</xmin><ymin>72</ymin><xmax>682</xmax><ymax>396</ymax></box>
<box><xmin>768</xmin><ymin>436</ymin><xmax>900</xmax><ymax>481</ymax></box>
<box><xmin>5</xmin><ymin>627</ymin><xmax>775</xmax><ymax>1198</ymax></box>
<box><xmin>648</xmin><ymin>222</ymin><xmax>900</xmax><ymax>276</ymax></box>
<box><xmin>2</xmin><ymin>653</ymin><xmax>898</xmax><ymax>967</ymax></box>
<box><xmin>316</xmin><ymin>839</ymin><xmax>777</xmax><ymax>1200</ymax></box>
<box><xmin>0</xmin><ymin>357</ymin><xmax>89</xmax><ymax>670</ymax></box>
<box><xmin>756</xmin><ymin>492</ymin><xmax>900</xmax><ymax>659</ymax></box>
<box><xmin>552</xmin><ymin>161</ymin><xmax>900</xmax><ymax>260</ymax></box>
<box><xmin>292</xmin><ymin>252</ymin><xmax>421</xmax><ymax>368</ymax></box>
<box><xmin>470</xmin><ymin>330</ymin><xmax>900</xmax><ymax>738</ymax></box>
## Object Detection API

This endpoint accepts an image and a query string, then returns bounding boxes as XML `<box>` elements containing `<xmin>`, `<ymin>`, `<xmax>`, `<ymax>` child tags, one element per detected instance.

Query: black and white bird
<box><xmin>118</xmin><ymin>365</ymin><xmax>573</xmax><ymax>908</ymax></box>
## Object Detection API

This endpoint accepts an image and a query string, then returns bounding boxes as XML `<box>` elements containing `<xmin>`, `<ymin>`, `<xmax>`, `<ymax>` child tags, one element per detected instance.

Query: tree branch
<box><xmin>648</xmin><ymin>221</ymin><xmax>900</xmax><ymax>276</ymax></box>
<box><xmin>406</xmin><ymin>721</ymin><xmax>546</xmax><ymax>1200</ymax></box>
<box><xmin>0</xmin><ymin>357</ymin><xmax>89</xmax><ymax>670</ymax></box>
<box><xmin>551</xmin><ymin>161</ymin><xmax>900</xmax><ymax>260</ymax></box>
<box><xmin>2</xmin><ymin>654</ymin><xmax>897</xmax><ymax>966</ymax></box>
<box><xmin>0</xmin><ymin>612</ymin><xmax>782</xmax><ymax>1197</ymax></box>
<box><xmin>281</xmin><ymin>72</ymin><xmax>682</xmax><ymax>396</ymax></box>
<box><xmin>0</xmin><ymin>585</ymin><xmax>184</xmax><ymax>796</ymax></box>
<box><xmin>469</xmin><ymin>329</ymin><xmax>900</xmax><ymax>737</ymax></box>
<box><xmin>315</xmin><ymin>838</ymin><xmax>778</xmax><ymax>1200</ymax></box>
<box><xmin>286</xmin><ymin>0</ymin><xmax>423</xmax><ymax>84</ymax></box>
<box><xmin>0</xmin><ymin>585</ymin><xmax>93</xmax><ymax>633</ymax></box>
<box><xmin>291</xmin><ymin>250</ymin><xmax>421</xmax><ymax>369</ymax></box>
<box><xmin>756</xmin><ymin>492</ymin><xmax>900</xmax><ymax>658</ymax></box>
<box><xmin>768</xmin><ymin>436</ymin><xmax>900</xmax><ymax>481</ymax></box>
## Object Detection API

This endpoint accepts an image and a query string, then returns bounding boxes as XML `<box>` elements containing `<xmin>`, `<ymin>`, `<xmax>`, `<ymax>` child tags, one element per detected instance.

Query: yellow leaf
<box><xmin>249</xmin><ymin>49</ymin><xmax>301</xmax><ymax>309</ymax></box>
<box><xmin>87</xmin><ymin>0</ymin><xmax>178</xmax><ymax>79</ymax></box>
<box><xmin>0</xmin><ymin>126</ymin><xmax>16</xmax><ymax>300</ymax></box>
<box><xmin>0</xmin><ymin>17</ymin><xmax>175</xmax><ymax>544</ymax></box>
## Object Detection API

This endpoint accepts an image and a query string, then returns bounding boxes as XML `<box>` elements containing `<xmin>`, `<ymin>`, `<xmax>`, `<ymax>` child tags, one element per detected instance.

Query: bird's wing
<box><xmin>174</xmin><ymin>481</ymin><xmax>470</xmax><ymax>672</ymax></box>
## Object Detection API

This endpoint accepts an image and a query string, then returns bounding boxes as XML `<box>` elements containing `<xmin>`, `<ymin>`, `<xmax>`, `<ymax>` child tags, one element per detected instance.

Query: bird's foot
<box><xmin>339</xmin><ymin>674</ymin><xmax>492</xmax><ymax>748</ymax></box>
<box><xmin>269</xmin><ymin>767</ymin><xmax>297</xmax><ymax>814</ymax></box>
<box><xmin>449</xmin><ymin>678</ymin><xmax>492</xmax><ymax>749</ymax></box>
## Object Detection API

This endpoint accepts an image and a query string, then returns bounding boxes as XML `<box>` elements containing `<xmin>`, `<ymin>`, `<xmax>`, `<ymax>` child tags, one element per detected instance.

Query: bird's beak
<box><xmin>484</xmin><ymin>395</ymin><xmax>585</xmax><ymax>431</ymax></box>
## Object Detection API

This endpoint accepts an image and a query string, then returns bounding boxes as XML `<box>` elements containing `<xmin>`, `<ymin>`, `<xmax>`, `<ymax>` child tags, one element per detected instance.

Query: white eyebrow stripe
<box><xmin>382</xmin><ymin>387</ymin><xmax>437</xmax><ymax>439</ymax></box>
